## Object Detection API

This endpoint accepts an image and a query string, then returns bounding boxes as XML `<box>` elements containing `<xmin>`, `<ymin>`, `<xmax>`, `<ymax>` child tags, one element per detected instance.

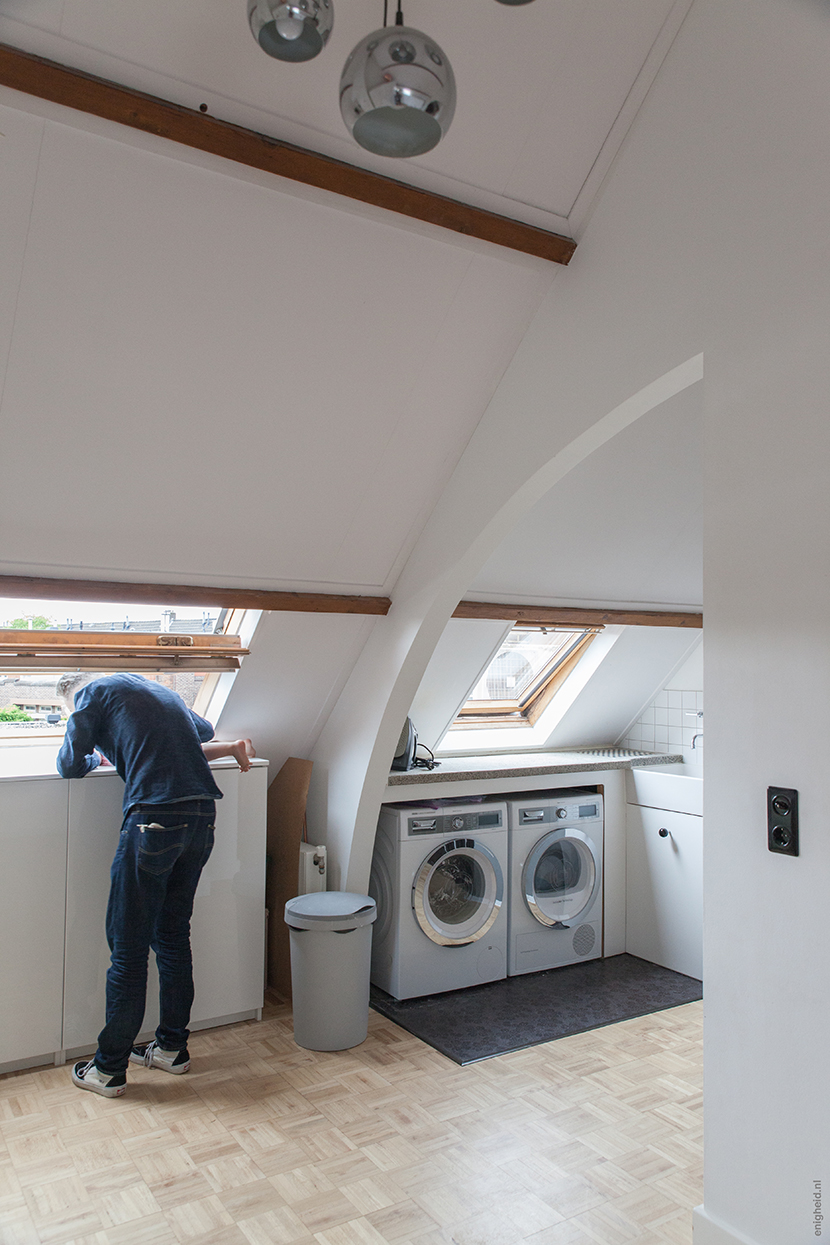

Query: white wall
<box><xmin>666</xmin><ymin>639</ymin><xmax>703</xmax><ymax>691</ymax></box>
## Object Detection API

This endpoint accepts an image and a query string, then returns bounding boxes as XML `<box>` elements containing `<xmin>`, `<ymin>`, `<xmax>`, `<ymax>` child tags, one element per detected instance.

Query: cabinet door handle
<box><xmin>658</xmin><ymin>827</ymin><xmax>670</xmax><ymax>838</ymax></box>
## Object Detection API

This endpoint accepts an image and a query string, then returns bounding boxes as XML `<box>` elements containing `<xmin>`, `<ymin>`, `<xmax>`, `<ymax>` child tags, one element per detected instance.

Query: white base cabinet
<box><xmin>63</xmin><ymin>773</ymin><xmax>126</xmax><ymax>1053</ymax></box>
<box><xmin>626</xmin><ymin>801</ymin><xmax>702</xmax><ymax>979</ymax></box>
<box><xmin>0</xmin><ymin>780</ymin><xmax>68</xmax><ymax>1066</ymax></box>
<box><xmin>0</xmin><ymin>762</ymin><xmax>267</xmax><ymax>1072</ymax></box>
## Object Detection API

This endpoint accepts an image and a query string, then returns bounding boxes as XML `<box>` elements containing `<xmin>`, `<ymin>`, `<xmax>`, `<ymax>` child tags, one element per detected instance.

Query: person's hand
<box><xmin>95</xmin><ymin>750</ymin><xmax>114</xmax><ymax>767</ymax></box>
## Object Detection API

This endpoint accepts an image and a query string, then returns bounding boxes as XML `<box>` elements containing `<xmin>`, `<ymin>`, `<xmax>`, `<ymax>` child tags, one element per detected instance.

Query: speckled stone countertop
<box><xmin>387</xmin><ymin>748</ymin><xmax>683</xmax><ymax>787</ymax></box>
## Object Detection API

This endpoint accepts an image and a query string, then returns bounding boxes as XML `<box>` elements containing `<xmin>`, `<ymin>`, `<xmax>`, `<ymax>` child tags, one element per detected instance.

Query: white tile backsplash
<box><xmin>620</xmin><ymin>688</ymin><xmax>703</xmax><ymax>768</ymax></box>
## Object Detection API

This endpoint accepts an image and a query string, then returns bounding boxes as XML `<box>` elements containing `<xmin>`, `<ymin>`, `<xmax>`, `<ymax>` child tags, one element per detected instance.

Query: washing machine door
<box><xmin>523</xmin><ymin>828</ymin><xmax>599</xmax><ymax>928</ymax></box>
<box><xmin>412</xmin><ymin>838</ymin><xmax>504</xmax><ymax>946</ymax></box>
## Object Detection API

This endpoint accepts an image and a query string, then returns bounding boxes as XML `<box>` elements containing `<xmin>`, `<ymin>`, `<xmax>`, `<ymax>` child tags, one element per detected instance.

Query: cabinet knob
<box><xmin>658</xmin><ymin>827</ymin><xmax>670</xmax><ymax>838</ymax></box>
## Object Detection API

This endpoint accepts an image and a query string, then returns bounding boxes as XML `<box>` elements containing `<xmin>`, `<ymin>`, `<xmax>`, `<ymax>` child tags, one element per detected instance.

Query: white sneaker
<box><xmin>71</xmin><ymin>1060</ymin><xmax>127</xmax><ymax>1097</ymax></box>
<box><xmin>130</xmin><ymin>1040</ymin><xmax>191</xmax><ymax>1074</ymax></box>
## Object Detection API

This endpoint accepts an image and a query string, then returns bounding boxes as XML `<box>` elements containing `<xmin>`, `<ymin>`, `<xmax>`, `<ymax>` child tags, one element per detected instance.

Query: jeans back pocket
<box><xmin>137</xmin><ymin>820</ymin><xmax>188</xmax><ymax>876</ymax></box>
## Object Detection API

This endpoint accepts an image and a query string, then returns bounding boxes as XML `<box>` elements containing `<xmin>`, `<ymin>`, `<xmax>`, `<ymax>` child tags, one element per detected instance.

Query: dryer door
<box><xmin>523</xmin><ymin>828</ymin><xmax>599</xmax><ymax>928</ymax></box>
<box><xmin>412</xmin><ymin>838</ymin><xmax>504</xmax><ymax>946</ymax></box>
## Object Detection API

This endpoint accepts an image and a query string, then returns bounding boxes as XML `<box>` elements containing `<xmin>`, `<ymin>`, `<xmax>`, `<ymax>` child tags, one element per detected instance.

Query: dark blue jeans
<box><xmin>95</xmin><ymin>799</ymin><xmax>215</xmax><ymax>1075</ymax></box>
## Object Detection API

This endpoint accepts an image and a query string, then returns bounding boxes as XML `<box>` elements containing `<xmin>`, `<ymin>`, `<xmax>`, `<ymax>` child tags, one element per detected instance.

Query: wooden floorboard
<box><xmin>0</xmin><ymin>996</ymin><xmax>703</xmax><ymax>1244</ymax></box>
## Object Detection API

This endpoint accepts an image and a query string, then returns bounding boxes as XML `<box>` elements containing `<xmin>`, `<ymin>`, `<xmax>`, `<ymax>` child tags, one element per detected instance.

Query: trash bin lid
<box><xmin>285</xmin><ymin>891</ymin><xmax>377</xmax><ymax>931</ymax></box>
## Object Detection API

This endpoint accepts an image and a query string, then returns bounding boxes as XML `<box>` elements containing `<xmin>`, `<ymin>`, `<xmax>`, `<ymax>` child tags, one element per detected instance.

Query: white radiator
<box><xmin>298</xmin><ymin>843</ymin><xmax>327</xmax><ymax>894</ymax></box>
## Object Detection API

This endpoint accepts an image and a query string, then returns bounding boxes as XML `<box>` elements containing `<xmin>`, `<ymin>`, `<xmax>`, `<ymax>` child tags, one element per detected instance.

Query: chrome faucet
<box><xmin>686</xmin><ymin>709</ymin><xmax>703</xmax><ymax>750</ymax></box>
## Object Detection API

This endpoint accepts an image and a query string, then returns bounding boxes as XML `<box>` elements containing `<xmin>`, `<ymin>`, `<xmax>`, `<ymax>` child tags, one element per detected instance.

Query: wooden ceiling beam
<box><xmin>0</xmin><ymin>575</ymin><xmax>391</xmax><ymax>616</ymax></box>
<box><xmin>0</xmin><ymin>579</ymin><xmax>704</xmax><ymax>626</ymax></box>
<box><xmin>0</xmin><ymin>576</ymin><xmax>703</xmax><ymax>629</ymax></box>
<box><xmin>0</xmin><ymin>42</ymin><xmax>576</xmax><ymax>266</ymax></box>
<box><xmin>453</xmin><ymin>601</ymin><xmax>703</xmax><ymax>628</ymax></box>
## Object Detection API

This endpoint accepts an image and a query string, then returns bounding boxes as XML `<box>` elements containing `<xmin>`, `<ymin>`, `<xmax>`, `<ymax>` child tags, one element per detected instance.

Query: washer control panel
<box><xmin>407</xmin><ymin>807</ymin><xmax>504</xmax><ymax>836</ymax></box>
<box><xmin>518</xmin><ymin>798</ymin><xmax>602</xmax><ymax>826</ymax></box>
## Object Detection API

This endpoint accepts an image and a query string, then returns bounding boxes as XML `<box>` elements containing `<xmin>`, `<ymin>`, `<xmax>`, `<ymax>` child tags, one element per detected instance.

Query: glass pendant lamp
<box><xmin>248</xmin><ymin>0</ymin><xmax>333</xmax><ymax>62</ymax></box>
<box><xmin>340</xmin><ymin>2</ymin><xmax>455</xmax><ymax>158</ymax></box>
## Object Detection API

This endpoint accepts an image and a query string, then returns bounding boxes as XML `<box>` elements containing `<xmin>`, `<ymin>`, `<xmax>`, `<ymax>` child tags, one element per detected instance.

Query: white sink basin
<box><xmin>626</xmin><ymin>766</ymin><xmax>703</xmax><ymax>816</ymax></box>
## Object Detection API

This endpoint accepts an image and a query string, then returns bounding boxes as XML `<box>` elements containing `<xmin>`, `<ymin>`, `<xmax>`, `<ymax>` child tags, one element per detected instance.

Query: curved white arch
<box><xmin>310</xmin><ymin>355</ymin><xmax>703</xmax><ymax>893</ymax></box>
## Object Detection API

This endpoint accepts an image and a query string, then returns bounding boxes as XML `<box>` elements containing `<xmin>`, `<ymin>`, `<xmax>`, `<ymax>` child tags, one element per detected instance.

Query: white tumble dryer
<box><xmin>507</xmin><ymin>789</ymin><xmax>604</xmax><ymax>976</ymax></box>
<box><xmin>369</xmin><ymin>800</ymin><xmax>508</xmax><ymax>1000</ymax></box>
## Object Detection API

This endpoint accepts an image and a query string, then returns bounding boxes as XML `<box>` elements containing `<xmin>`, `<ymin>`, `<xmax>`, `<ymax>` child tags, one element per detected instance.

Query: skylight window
<box><xmin>0</xmin><ymin>597</ymin><xmax>249</xmax><ymax>740</ymax></box>
<box><xmin>455</xmin><ymin>624</ymin><xmax>598</xmax><ymax>728</ymax></box>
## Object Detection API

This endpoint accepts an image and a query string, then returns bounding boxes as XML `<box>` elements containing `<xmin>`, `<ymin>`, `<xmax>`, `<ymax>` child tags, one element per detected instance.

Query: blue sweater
<box><xmin>57</xmin><ymin>673</ymin><xmax>223</xmax><ymax>813</ymax></box>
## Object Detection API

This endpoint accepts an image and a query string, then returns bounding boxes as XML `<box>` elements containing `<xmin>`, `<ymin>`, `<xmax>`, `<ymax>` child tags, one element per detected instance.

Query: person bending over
<box><xmin>56</xmin><ymin>671</ymin><xmax>254</xmax><ymax>1098</ymax></box>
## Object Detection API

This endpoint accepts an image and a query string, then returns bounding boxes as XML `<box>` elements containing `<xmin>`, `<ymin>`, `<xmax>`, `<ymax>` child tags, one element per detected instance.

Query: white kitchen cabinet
<box><xmin>188</xmin><ymin>764</ymin><xmax>268</xmax><ymax>1029</ymax></box>
<box><xmin>626</xmin><ymin>801</ymin><xmax>702</xmax><ymax>979</ymax></box>
<box><xmin>63</xmin><ymin>771</ymin><xmax>128</xmax><ymax>1052</ymax></box>
<box><xmin>63</xmin><ymin>763</ymin><xmax>268</xmax><ymax>1055</ymax></box>
<box><xmin>0</xmin><ymin>778</ymin><xmax>68</xmax><ymax>1066</ymax></box>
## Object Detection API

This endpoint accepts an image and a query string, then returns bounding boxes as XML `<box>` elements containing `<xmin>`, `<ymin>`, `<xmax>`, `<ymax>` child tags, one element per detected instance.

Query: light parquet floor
<box><xmin>0</xmin><ymin>995</ymin><xmax>703</xmax><ymax>1245</ymax></box>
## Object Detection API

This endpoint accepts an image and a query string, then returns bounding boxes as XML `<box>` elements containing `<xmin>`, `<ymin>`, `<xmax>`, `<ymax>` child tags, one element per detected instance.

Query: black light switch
<box><xmin>767</xmin><ymin>786</ymin><xmax>798</xmax><ymax>856</ymax></box>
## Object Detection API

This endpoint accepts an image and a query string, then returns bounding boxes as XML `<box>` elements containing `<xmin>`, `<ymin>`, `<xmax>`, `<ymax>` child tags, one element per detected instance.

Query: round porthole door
<box><xmin>522</xmin><ymin>828</ymin><xmax>599</xmax><ymax>928</ymax></box>
<box><xmin>412</xmin><ymin>838</ymin><xmax>504</xmax><ymax>946</ymax></box>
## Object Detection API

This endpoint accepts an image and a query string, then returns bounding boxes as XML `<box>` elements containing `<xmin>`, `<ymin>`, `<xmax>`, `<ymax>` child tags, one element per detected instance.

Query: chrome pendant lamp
<box><xmin>248</xmin><ymin>0</ymin><xmax>333</xmax><ymax>62</ymax></box>
<box><xmin>340</xmin><ymin>1</ymin><xmax>456</xmax><ymax>159</ymax></box>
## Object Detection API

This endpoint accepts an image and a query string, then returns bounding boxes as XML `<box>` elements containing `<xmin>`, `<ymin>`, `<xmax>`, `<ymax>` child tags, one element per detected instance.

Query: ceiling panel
<box><xmin>0</xmin><ymin>114</ymin><xmax>548</xmax><ymax>591</ymax></box>
<box><xmin>325</xmin><ymin>253</ymin><xmax>550</xmax><ymax>589</ymax></box>
<box><xmin>0</xmin><ymin>0</ymin><xmax>680</xmax><ymax>224</ymax></box>
<box><xmin>0</xmin><ymin>103</ymin><xmax>44</xmax><ymax>408</ymax></box>
<box><xmin>496</xmin><ymin>0</ymin><xmax>677</xmax><ymax>214</ymax></box>
<box><xmin>0</xmin><ymin>0</ymin><xmax>62</xmax><ymax>34</ymax></box>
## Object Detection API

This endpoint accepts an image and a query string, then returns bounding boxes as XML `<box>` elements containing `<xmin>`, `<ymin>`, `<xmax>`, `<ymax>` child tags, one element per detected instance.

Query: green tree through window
<box><xmin>8</xmin><ymin>616</ymin><xmax>53</xmax><ymax>629</ymax></box>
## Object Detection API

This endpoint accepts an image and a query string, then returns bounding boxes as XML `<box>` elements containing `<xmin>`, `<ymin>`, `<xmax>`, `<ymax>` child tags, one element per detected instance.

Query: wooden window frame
<box><xmin>0</xmin><ymin>627</ymin><xmax>247</xmax><ymax>672</ymax></box>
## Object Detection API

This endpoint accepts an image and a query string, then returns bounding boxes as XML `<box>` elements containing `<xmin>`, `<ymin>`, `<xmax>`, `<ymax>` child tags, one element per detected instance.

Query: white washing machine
<box><xmin>507</xmin><ymin>789</ymin><xmax>603</xmax><ymax>976</ymax></box>
<box><xmin>369</xmin><ymin>800</ymin><xmax>508</xmax><ymax>1000</ymax></box>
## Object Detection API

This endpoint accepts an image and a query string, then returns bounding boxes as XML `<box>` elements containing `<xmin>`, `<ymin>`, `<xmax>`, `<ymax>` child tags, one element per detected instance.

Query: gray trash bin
<box><xmin>284</xmin><ymin>891</ymin><xmax>377</xmax><ymax>1051</ymax></box>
